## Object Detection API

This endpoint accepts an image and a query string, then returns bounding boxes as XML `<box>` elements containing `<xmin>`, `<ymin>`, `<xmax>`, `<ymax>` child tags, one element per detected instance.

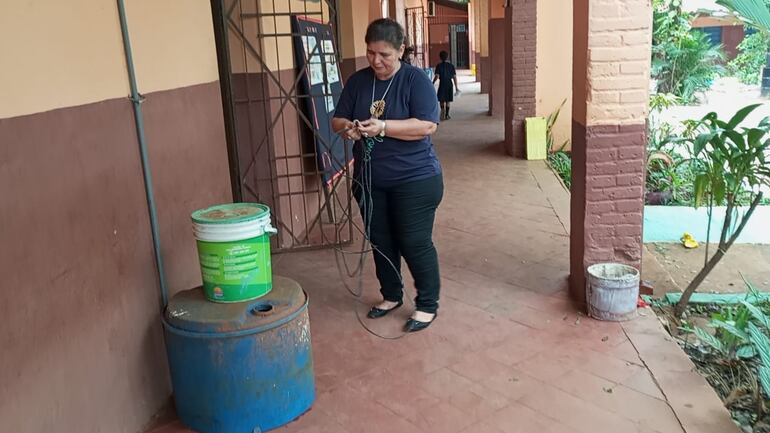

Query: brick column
<box><xmin>503</xmin><ymin>0</ymin><xmax>536</xmax><ymax>158</ymax></box>
<box><xmin>570</xmin><ymin>0</ymin><xmax>652</xmax><ymax>302</ymax></box>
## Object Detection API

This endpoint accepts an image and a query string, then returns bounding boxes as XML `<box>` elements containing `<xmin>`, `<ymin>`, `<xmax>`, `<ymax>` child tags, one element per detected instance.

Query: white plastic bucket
<box><xmin>193</xmin><ymin>213</ymin><xmax>277</xmax><ymax>242</ymax></box>
<box><xmin>586</xmin><ymin>263</ymin><xmax>640</xmax><ymax>321</ymax></box>
<box><xmin>191</xmin><ymin>203</ymin><xmax>278</xmax><ymax>303</ymax></box>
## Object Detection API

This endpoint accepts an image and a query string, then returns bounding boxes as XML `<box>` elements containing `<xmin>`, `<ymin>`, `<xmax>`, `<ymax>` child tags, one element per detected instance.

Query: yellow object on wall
<box><xmin>525</xmin><ymin>117</ymin><xmax>548</xmax><ymax>161</ymax></box>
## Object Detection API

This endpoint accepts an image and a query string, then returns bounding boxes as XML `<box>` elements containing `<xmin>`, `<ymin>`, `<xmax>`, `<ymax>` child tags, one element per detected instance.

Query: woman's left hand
<box><xmin>357</xmin><ymin>119</ymin><xmax>385</xmax><ymax>138</ymax></box>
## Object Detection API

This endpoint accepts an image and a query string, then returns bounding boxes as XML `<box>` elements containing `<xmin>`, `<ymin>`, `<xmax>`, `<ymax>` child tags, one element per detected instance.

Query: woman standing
<box><xmin>433</xmin><ymin>50</ymin><xmax>458</xmax><ymax>120</ymax></box>
<box><xmin>332</xmin><ymin>19</ymin><xmax>443</xmax><ymax>332</ymax></box>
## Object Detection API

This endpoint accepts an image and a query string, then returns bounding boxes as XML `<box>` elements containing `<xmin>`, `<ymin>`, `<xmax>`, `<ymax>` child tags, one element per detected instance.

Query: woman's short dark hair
<box><xmin>365</xmin><ymin>18</ymin><xmax>405</xmax><ymax>49</ymax></box>
<box><xmin>439</xmin><ymin>50</ymin><xmax>449</xmax><ymax>61</ymax></box>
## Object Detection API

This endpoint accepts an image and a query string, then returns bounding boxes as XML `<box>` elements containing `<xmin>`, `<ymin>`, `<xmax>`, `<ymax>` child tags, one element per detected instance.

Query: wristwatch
<box><xmin>378</xmin><ymin>120</ymin><xmax>386</xmax><ymax>138</ymax></box>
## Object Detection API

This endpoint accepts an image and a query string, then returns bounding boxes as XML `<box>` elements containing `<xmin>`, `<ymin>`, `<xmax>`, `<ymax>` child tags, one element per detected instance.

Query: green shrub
<box><xmin>652</xmin><ymin>0</ymin><xmax>726</xmax><ymax>103</ymax></box>
<box><xmin>729</xmin><ymin>31</ymin><xmax>770</xmax><ymax>85</ymax></box>
<box><xmin>545</xmin><ymin>100</ymin><xmax>572</xmax><ymax>189</ymax></box>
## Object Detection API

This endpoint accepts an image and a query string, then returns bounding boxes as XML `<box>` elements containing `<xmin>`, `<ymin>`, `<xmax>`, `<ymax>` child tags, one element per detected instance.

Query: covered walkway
<box><xmin>152</xmin><ymin>73</ymin><xmax>737</xmax><ymax>433</ymax></box>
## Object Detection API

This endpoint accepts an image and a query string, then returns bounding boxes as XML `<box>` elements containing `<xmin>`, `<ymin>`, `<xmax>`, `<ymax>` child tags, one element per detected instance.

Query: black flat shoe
<box><xmin>404</xmin><ymin>313</ymin><xmax>437</xmax><ymax>333</ymax></box>
<box><xmin>367</xmin><ymin>300</ymin><xmax>403</xmax><ymax>319</ymax></box>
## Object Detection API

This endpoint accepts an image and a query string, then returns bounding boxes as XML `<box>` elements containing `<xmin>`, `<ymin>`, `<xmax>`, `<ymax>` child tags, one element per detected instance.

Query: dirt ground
<box><xmin>658</xmin><ymin>77</ymin><xmax>770</xmax><ymax>127</ymax></box>
<box><xmin>642</xmin><ymin>242</ymin><xmax>770</xmax><ymax>296</ymax></box>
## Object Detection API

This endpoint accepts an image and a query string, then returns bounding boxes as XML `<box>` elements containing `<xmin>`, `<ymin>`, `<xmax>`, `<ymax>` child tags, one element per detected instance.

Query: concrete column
<box><xmin>339</xmin><ymin>0</ymin><xmax>373</xmax><ymax>82</ymax></box>
<box><xmin>370</xmin><ymin>0</ymin><xmax>381</xmax><ymax>22</ymax></box>
<box><xmin>469</xmin><ymin>0</ymin><xmax>476</xmax><ymax>74</ymax></box>
<box><xmin>487</xmin><ymin>0</ymin><xmax>506</xmax><ymax>116</ymax></box>
<box><xmin>473</xmin><ymin>0</ymin><xmax>482</xmax><ymax>82</ymax></box>
<box><xmin>503</xmin><ymin>0</ymin><xmax>537</xmax><ymax>158</ymax></box>
<box><xmin>569</xmin><ymin>0</ymin><xmax>652</xmax><ymax>302</ymax></box>
<box><xmin>479</xmin><ymin>0</ymin><xmax>490</xmax><ymax>92</ymax></box>
<box><xmin>487</xmin><ymin>18</ymin><xmax>505</xmax><ymax>116</ymax></box>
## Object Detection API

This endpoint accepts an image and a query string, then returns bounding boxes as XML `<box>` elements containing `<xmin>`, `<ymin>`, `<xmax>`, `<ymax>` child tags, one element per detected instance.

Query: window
<box><xmin>699</xmin><ymin>26</ymin><xmax>723</xmax><ymax>46</ymax></box>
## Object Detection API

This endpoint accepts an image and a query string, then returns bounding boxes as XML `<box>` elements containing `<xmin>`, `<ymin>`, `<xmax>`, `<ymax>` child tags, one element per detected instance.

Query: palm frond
<box><xmin>717</xmin><ymin>0</ymin><xmax>770</xmax><ymax>33</ymax></box>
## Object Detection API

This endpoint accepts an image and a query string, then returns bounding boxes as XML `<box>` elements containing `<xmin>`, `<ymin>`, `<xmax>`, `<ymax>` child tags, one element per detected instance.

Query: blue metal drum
<box><xmin>163</xmin><ymin>275</ymin><xmax>315</xmax><ymax>433</ymax></box>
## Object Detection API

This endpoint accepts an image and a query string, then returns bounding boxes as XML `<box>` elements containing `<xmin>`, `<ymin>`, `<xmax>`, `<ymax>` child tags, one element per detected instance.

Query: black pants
<box><xmin>354</xmin><ymin>174</ymin><xmax>444</xmax><ymax>314</ymax></box>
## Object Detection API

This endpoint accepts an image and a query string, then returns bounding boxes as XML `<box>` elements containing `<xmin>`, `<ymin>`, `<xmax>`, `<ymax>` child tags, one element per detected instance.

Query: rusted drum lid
<box><xmin>165</xmin><ymin>275</ymin><xmax>306</xmax><ymax>335</ymax></box>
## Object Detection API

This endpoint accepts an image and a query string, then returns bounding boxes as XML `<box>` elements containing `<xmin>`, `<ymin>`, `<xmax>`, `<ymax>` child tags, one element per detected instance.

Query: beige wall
<box><xmin>0</xmin><ymin>0</ymin><xmax>126</xmax><ymax>118</ymax></box>
<box><xmin>480</xmin><ymin>0</ymin><xmax>489</xmax><ymax>56</ymax></box>
<box><xmin>0</xmin><ymin>0</ymin><xmax>219</xmax><ymax>119</ymax></box>
<box><xmin>340</xmin><ymin>0</ymin><xmax>376</xmax><ymax>59</ymax></box>
<box><xmin>585</xmin><ymin>0</ymin><xmax>652</xmax><ymax>126</ymax></box>
<box><xmin>339</xmin><ymin>0</ymin><xmax>358</xmax><ymax>58</ymax></box>
<box><xmin>468</xmin><ymin>0</ymin><xmax>485</xmax><ymax>59</ymax></box>
<box><xmin>404</xmin><ymin>0</ymin><xmax>426</xmax><ymax>8</ymax></box>
<box><xmin>468</xmin><ymin>0</ymin><xmax>475</xmax><ymax>58</ymax></box>
<box><xmin>227</xmin><ymin>0</ymin><xmax>260</xmax><ymax>74</ymax></box>
<box><xmin>128</xmin><ymin>1</ymin><xmax>220</xmax><ymax>94</ymax></box>
<box><xmin>393</xmin><ymin>0</ymin><xmax>407</xmax><ymax>28</ymax></box>
<box><xmin>490</xmin><ymin>0</ymin><xmax>505</xmax><ymax>19</ymax></box>
<box><xmin>573</xmin><ymin>0</ymin><xmax>589</xmax><ymax>126</ymax></box>
<box><xmin>472</xmin><ymin>0</ymin><xmax>480</xmax><ymax>59</ymax></box>
<box><xmin>536</xmin><ymin>0</ymin><xmax>573</xmax><ymax>150</ymax></box>
<box><xmin>240</xmin><ymin>0</ymin><xmax>329</xmax><ymax>72</ymax></box>
<box><xmin>229</xmin><ymin>0</ymin><xmax>346</xmax><ymax>73</ymax></box>
<box><xmin>572</xmin><ymin>0</ymin><xmax>651</xmax><ymax>127</ymax></box>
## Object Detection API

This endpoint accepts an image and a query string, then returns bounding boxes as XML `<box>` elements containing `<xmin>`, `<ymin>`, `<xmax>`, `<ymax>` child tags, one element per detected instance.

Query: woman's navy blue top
<box><xmin>334</xmin><ymin>62</ymin><xmax>441</xmax><ymax>188</ymax></box>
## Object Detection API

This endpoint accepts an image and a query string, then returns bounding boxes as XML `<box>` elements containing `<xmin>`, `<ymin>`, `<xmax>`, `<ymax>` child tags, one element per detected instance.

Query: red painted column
<box><xmin>569</xmin><ymin>0</ymin><xmax>653</xmax><ymax>303</ymax></box>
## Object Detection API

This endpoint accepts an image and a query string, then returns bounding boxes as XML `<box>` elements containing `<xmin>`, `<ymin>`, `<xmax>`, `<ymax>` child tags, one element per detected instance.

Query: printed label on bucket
<box><xmin>196</xmin><ymin>236</ymin><xmax>272</xmax><ymax>302</ymax></box>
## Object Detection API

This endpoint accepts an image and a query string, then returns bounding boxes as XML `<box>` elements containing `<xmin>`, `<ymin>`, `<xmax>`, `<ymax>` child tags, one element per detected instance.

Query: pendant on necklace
<box><xmin>370</xmin><ymin>100</ymin><xmax>385</xmax><ymax>119</ymax></box>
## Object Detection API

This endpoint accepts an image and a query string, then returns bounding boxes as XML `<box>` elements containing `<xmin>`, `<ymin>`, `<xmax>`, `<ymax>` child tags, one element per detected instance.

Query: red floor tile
<box><xmin>410</xmin><ymin>401</ymin><xmax>476</xmax><ymax>433</ymax></box>
<box><xmin>487</xmin><ymin>401</ymin><xmax>578</xmax><ymax>433</ymax></box>
<box><xmin>448</xmin><ymin>351</ymin><xmax>516</xmax><ymax>383</ymax></box>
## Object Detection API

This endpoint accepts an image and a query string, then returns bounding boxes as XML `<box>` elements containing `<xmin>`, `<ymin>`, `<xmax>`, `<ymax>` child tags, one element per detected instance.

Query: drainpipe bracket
<box><xmin>129</xmin><ymin>93</ymin><xmax>147</xmax><ymax>104</ymax></box>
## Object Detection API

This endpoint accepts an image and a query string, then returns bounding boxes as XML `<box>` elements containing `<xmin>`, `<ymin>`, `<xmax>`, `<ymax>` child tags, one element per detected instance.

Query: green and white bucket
<box><xmin>191</xmin><ymin>203</ymin><xmax>277</xmax><ymax>303</ymax></box>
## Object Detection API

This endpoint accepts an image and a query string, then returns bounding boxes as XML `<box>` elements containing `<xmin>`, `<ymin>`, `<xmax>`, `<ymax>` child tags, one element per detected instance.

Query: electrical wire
<box><xmin>328</xmin><ymin>133</ymin><xmax>413</xmax><ymax>340</ymax></box>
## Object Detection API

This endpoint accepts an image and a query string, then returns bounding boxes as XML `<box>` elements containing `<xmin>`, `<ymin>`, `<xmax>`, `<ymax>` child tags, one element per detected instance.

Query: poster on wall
<box><xmin>291</xmin><ymin>16</ymin><xmax>351</xmax><ymax>186</ymax></box>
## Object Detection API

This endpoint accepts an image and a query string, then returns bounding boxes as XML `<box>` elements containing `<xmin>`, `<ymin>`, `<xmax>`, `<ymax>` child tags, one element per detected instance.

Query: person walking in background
<box><xmin>433</xmin><ymin>50</ymin><xmax>458</xmax><ymax>120</ymax></box>
<box><xmin>401</xmin><ymin>46</ymin><xmax>415</xmax><ymax>65</ymax></box>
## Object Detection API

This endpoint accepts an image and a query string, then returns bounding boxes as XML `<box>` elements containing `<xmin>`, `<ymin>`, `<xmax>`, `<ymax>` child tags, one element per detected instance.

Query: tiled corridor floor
<box><xmin>152</xmin><ymin>74</ymin><xmax>738</xmax><ymax>433</ymax></box>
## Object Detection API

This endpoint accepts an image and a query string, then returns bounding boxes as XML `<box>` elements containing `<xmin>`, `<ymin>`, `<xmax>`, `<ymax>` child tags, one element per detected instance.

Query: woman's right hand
<box><xmin>339</xmin><ymin>120</ymin><xmax>362</xmax><ymax>141</ymax></box>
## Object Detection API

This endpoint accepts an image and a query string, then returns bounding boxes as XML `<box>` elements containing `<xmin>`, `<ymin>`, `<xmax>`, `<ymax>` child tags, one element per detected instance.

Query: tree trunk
<box><xmin>704</xmin><ymin>195</ymin><xmax>713</xmax><ymax>267</ymax></box>
<box><xmin>761</xmin><ymin>51</ymin><xmax>770</xmax><ymax>97</ymax></box>
<box><xmin>674</xmin><ymin>193</ymin><xmax>763</xmax><ymax>317</ymax></box>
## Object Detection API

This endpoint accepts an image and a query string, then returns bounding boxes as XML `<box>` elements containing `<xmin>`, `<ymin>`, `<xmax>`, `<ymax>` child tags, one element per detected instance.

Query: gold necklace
<box><xmin>370</xmin><ymin>69</ymin><xmax>397</xmax><ymax>120</ymax></box>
